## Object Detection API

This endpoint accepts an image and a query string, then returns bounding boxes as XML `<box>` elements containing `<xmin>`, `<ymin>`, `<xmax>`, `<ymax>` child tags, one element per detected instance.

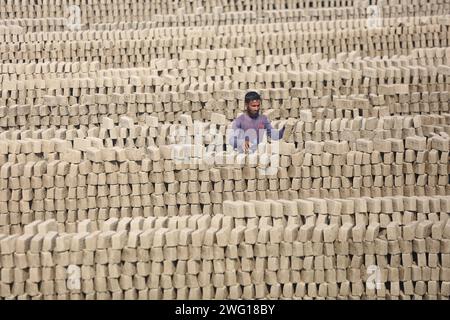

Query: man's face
<box><xmin>246</xmin><ymin>99</ymin><xmax>260</xmax><ymax>116</ymax></box>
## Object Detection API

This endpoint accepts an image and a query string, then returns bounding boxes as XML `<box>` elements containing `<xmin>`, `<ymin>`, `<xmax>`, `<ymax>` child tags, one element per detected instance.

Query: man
<box><xmin>229</xmin><ymin>91</ymin><xmax>285</xmax><ymax>153</ymax></box>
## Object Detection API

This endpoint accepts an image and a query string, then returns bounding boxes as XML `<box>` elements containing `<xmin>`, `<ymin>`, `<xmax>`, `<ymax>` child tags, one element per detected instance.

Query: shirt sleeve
<box><xmin>263</xmin><ymin>116</ymin><xmax>285</xmax><ymax>140</ymax></box>
<box><xmin>228</xmin><ymin>117</ymin><xmax>244</xmax><ymax>149</ymax></box>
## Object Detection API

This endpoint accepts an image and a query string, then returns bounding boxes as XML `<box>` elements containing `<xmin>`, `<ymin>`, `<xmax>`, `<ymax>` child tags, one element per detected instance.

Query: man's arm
<box><xmin>228</xmin><ymin>117</ymin><xmax>244</xmax><ymax>149</ymax></box>
<box><xmin>263</xmin><ymin>116</ymin><xmax>285</xmax><ymax>140</ymax></box>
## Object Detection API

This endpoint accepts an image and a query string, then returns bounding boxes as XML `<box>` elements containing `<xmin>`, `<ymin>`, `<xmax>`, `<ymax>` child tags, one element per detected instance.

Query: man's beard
<box><xmin>248</xmin><ymin>110</ymin><xmax>259</xmax><ymax>118</ymax></box>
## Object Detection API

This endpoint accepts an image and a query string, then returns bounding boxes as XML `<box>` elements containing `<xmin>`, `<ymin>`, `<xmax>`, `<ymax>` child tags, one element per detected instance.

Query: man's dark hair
<box><xmin>244</xmin><ymin>91</ymin><xmax>261</xmax><ymax>104</ymax></box>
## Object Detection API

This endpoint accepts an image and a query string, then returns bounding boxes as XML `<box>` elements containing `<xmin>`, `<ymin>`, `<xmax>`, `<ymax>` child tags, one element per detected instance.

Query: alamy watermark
<box><xmin>366</xmin><ymin>4</ymin><xmax>382</xmax><ymax>29</ymax></box>
<box><xmin>366</xmin><ymin>265</ymin><xmax>382</xmax><ymax>290</ymax></box>
<box><xmin>167</xmin><ymin>124</ymin><xmax>281</xmax><ymax>176</ymax></box>
<box><xmin>67</xmin><ymin>265</ymin><xmax>81</xmax><ymax>291</ymax></box>
<box><xmin>65</xmin><ymin>5</ymin><xmax>82</xmax><ymax>31</ymax></box>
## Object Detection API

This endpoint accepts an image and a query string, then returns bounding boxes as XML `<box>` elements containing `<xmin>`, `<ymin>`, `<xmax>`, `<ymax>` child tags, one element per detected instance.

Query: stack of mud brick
<box><xmin>0</xmin><ymin>123</ymin><xmax>448</xmax><ymax>235</ymax></box>
<box><xmin>1</xmin><ymin>1</ymin><xmax>446</xmax><ymax>28</ymax></box>
<box><xmin>0</xmin><ymin>196</ymin><xmax>449</xmax><ymax>299</ymax></box>
<box><xmin>0</xmin><ymin>48</ymin><xmax>449</xmax><ymax>127</ymax></box>
<box><xmin>1</xmin><ymin>15</ymin><xmax>449</xmax><ymax>67</ymax></box>
<box><xmin>0</xmin><ymin>0</ymin><xmax>449</xmax><ymax>301</ymax></box>
<box><xmin>1</xmin><ymin>107</ymin><xmax>450</xmax><ymax>147</ymax></box>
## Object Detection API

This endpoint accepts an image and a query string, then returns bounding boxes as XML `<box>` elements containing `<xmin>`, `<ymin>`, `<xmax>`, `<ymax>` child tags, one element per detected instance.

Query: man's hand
<box><xmin>243</xmin><ymin>140</ymin><xmax>250</xmax><ymax>153</ymax></box>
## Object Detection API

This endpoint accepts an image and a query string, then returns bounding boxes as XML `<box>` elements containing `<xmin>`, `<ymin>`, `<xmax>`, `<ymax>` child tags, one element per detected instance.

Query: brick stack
<box><xmin>0</xmin><ymin>0</ymin><xmax>449</xmax><ymax>300</ymax></box>
<box><xmin>1</xmin><ymin>196</ymin><xmax>449</xmax><ymax>300</ymax></box>
<box><xmin>1</xmin><ymin>17</ymin><xmax>449</xmax><ymax>67</ymax></box>
<box><xmin>1</xmin><ymin>1</ymin><xmax>446</xmax><ymax>28</ymax></box>
<box><xmin>1</xmin><ymin>47</ymin><xmax>449</xmax><ymax>126</ymax></box>
<box><xmin>0</xmin><ymin>129</ymin><xmax>448</xmax><ymax>235</ymax></box>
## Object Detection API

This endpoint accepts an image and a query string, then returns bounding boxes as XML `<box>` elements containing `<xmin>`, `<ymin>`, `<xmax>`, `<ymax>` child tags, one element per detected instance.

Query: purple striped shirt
<box><xmin>228</xmin><ymin>113</ymin><xmax>285</xmax><ymax>152</ymax></box>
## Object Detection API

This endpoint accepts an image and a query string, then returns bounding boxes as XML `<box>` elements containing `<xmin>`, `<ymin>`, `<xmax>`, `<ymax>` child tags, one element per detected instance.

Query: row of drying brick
<box><xmin>0</xmin><ymin>61</ymin><xmax>100</xmax><ymax>77</ymax></box>
<box><xmin>3</xmin><ymin>17</ymin><xmax>447</xmax><ymax>48</ymax></box>
<box><xmin>1</xmin><ymin>47</ymin><xmax>448</xmax><ymax>79</ymax></box>
<box><xmin>1</xmin><ymin>85</ymin><xmax>447</xmax><ymax>125</ymax></box>
<box><xmin>8</xmin><ymin>195</ymin><xmax>450</xmax><ymax>231</ymax></box>
<box><xmin>1</xmin><ymin>116</ymin><xmax>449</xmax><ymax>155</ymax></box>
<box><xmin>2</xmin><ymin>191</ymin><xmax>450</xmax><ymax>234</ymax></box>
<box><xmin>0</xmin><ymin>37</ymin><xmax>446</xmax><ymax>70</ymax></box>
<box><xmin>2</xmin><ymin>54</ymin><xmax>447</xmax><ymax>107</ymax></box>
<box><xmin>1</xmin><ymin>81</ymin><xmax>448</xmax><ymax>128</ymax></box>
<box><xmin>1</xmin><ymin>185</ymin><xmax>449</xmax><ymax>235</ymax></box>
<box><xmin>2</xmin><ymin>46</ymin><xmax>447</xmax><ymax>77</ymax></box>
<box><xmin>3</xmin><ymin>62</ymin><xmax>449</xmax><ymax>93</ymax></box>
<box><xmin>0</xmin><ymin>9</ymin><xmax>404</xmax><ymax>34</ymax></box>
<box><xmin>3</xmin><ymin>194</ymin><xmax>450</xmax><ymax>233</ymax></box>
<box><xmin>0</xmin><ymin>0</ymin><xmax>436</xmax><ymax>12</ymax></box>
<box><xmin>1</xmin><ymin>48</ymin><xmax>446</xmax><ymax>90</ymax></box>
<box><xmin>0</xmin><ymin>131</ymin><xmax>448</xmax><ymax>227</ymax></box>
<box><xmin>1</xmin><ymin>282</ymin><xmax>448</xmax><ymax>300</ymax></box>
<box><xmin>89</xmin><ymin>14</ymin><xmax>448</xmax><ymax>37</ymax></box>
<box><xmin>264</xmin><ymin>102</ymin><xmax>447</xmax><ymax>122</ymax></box>
<box><xmin>0</xmin><ymin>204</ymin><xmax>448</xmax><ymax>246</ymax></box>
<box><xmin>14</xmin><ymin>24</ymin><xmax>447</xmax><ymax>49</ymax></box>
<box><xmin>3</xmin><ymin>14</ymin><xmax>447</xmax><ymax>44</ymax></box>
<box><xmin>2</xmin><ymin>82</ymin><xmax>446</xmax><ymax>115</ymax></box>
<box><xmin>1</xmin><ymin>115</ymin><xmax>449</xmax><ymax>161</ymax></box>
<box><xmin>1</xmin><ymin>25</ymin><xmax>448</xmax><ymax>66</ymax></box>
<box><xmin>1</xmin><ymin>105</ymin><xmax>448</xmax><ymax>139</ymax></box>
<box><xmin>90</xmin><ymin>14</ymin><xmax>450</xmax><ymax>34</ymax></box>
<box><xmin>0</xmin><ymin>130</ymin><xmax>448</xmax><ymax>176</ymax></box>
<box><xmin>137</xmin><ymin>6</ymin><xmax>449</xmax><ymax>29</ymax></box>
<box><xmin>1</xmin><ymin>99</ymin><xmax>446</xmax><ymax>130</ymax></box>
<box><xmin>0</xmin><ymin>0</ymin><xmax>370</xmax><ymax>21</ymax></box>
<box><xmin>4</xmin><ymin>193</ymin><xmax>450</xmax><ymax>227</ymax></box>
<box><xmin>1</xmin><ymin>133</ymin><xmax>448</xmax><ymax>162</ymax></box>
<box><xmin>0</xmin><ymin>1</ymin><xmax>442</xmax><ymax>29</ymax></box>
<box><xmin>0</xmin><ymin>206</ymin><xmax>449</xmax><ymax>298</ymax></box>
